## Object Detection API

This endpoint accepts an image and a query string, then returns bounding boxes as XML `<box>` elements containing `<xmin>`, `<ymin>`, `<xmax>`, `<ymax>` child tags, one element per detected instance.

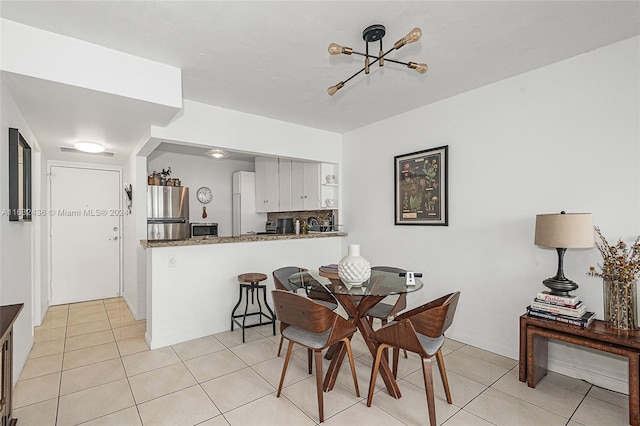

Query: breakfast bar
<box><xmin>141</xmin><ymin>232</ymin><xmax>347</xmax><ymax>349</ymax></box>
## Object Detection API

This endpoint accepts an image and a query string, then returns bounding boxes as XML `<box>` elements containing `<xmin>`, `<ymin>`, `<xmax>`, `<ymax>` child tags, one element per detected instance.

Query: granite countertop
<box><xmin>140</xmin><ymin>232</ymin><xmax>348</xmax><ymax>248</ymax></box>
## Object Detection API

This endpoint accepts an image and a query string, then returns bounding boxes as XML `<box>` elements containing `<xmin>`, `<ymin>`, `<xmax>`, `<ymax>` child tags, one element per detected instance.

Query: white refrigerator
<box><xmin>232</xmin><ymin>171</ymin><xmax>267</xmax><ymax>236</ymax></box>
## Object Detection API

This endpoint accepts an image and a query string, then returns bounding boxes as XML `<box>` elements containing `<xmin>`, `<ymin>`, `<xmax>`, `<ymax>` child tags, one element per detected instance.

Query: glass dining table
<box><xmin>288</xmin><ymin>267</ymin><xmax>424</xmax><ymax>399</ymax></box>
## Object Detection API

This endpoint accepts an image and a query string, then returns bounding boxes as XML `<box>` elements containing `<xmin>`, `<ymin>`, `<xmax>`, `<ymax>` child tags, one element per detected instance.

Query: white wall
<box><xmin>342</xmin><ymin>36</ymin><xmax>639</xmax><ymax>393</ymax></box>
<box><xmin>147</xmin><ymin>151</ymin><xmax>255</xmax><ymax>236</ymax></box>
<box><xmin>0</xmin><ymin>80</ymin><xmax>40</xmax><ymax>380</ymax></box>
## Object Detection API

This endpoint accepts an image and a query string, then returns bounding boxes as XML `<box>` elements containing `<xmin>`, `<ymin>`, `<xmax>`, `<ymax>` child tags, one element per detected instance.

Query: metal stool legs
<box><xmin>230</xmin><ymin>281</ymin><xmax>276</xmax><ymax>342</ymax></box>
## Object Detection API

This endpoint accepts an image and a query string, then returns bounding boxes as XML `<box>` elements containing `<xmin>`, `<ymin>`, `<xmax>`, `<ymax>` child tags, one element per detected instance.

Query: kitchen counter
<box><xmin>140</xmin><ymin>232</ymin><xmax>348</xmax><ymax>248</ymax></box>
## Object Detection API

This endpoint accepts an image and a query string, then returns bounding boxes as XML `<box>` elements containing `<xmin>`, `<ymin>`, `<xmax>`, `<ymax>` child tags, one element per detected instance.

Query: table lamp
<box><xmin>534</xmin><ymin>211</ymin><xmax>594</xmax><ymax>296</ymax></box>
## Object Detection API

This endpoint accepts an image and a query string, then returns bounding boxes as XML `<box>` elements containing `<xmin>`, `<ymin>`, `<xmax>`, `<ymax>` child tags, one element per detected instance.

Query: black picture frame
<box><xmin>8</xmin><ymin>128</ymin><xmax>32</xmax><ymax>222</ymax></box>
<box><xmin>394</xmin><ymin>145</ymin><xmax>448</xmax><ymax>226</ymax></box>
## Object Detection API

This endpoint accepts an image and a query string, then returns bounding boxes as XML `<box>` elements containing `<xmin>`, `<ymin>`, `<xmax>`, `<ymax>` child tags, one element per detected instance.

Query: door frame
<box><xmin>47</xmin><ymin>160</ymin><xmax>124</xmax><ymax>304</ymax></box>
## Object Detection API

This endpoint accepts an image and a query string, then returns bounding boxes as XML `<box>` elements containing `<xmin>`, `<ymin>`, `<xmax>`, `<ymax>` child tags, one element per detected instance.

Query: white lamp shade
<box><xmin>534</xmin><ymin>213</ymin><xmax>594</xmax><ymax>248</ymax></box>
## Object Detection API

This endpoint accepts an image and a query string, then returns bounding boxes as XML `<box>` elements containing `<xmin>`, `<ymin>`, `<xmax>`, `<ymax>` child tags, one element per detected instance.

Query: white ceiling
<box><xmin>1</xmin><ymin>1</ymin><xmax>639</xmax><ymax>161</ymax></box>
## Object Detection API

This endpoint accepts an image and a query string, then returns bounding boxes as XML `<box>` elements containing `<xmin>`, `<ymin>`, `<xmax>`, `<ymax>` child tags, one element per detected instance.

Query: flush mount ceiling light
<box><xmin>74</xmin><ymin>141</ymin><xmax>105</xmax><ymax>153</ymax></box>
<box><xmin>327</xmin><ymin>24</ymin><xmax>427</xmax><ymax>96</ymax></box>
<box><xmin>206</xmin><ymin>148</ymin><xmax>228</xmax><ymax>159</ymax></box>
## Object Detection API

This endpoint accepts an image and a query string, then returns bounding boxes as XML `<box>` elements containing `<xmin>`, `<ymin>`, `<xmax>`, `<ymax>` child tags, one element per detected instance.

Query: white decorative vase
<box><xmin>338</xmin><ymin>244</ymin><xmax>371</xmax><ymax>286</ymax></box>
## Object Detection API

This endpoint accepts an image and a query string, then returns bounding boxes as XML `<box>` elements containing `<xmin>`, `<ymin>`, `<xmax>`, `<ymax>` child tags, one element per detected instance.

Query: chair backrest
<box><xmin>271</xmin><ymin>289</ymin><xmax>336</xmax><ymax>333</ymax></box>
<box><xmin>398</xmin><ymin>292</ymin><xmax>460</xmax><ymax>338</ymax></box>
<box><xmin>273</xmin><ymin>266</ymin><xmax>307</xmax><ymax>292</ymax></box>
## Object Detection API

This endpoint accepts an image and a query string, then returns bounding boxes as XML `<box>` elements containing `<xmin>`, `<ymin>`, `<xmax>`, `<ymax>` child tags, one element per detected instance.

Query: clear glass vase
<box><xmin>603</xmin><ymin>279</ymin><xmax>638</xmax><ymax>330</ymax></box>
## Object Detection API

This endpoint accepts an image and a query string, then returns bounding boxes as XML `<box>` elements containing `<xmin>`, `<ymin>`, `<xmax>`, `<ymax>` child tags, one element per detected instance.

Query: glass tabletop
<box><xmin>287</xmin><ymin>269</ymin><xmax>423</xmax><ymax>297</ymax></box>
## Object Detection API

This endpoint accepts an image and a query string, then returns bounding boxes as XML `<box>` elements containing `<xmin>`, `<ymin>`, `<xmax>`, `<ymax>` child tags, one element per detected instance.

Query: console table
<box><xmin>519</xmin><ymin>313</ymin><xmax>639</xmax><ymax>426</ymax></box>
<box><xmin>1</xmin><ymin>304</ymin><xmax>23</xmax><ymax>426</ymax></box>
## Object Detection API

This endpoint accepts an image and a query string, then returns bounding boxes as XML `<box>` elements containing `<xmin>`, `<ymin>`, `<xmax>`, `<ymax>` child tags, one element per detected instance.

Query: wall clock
<box><xmin>196</xmin><ymin>186</ymin><xmax>213</xmax><ymax>204</ymax></box>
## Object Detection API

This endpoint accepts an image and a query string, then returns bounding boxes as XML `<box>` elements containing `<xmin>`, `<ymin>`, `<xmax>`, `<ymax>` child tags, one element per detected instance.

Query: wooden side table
<box><xmin>1</xmin><ymin>304</ymin><xmax>23</xmax><ymax>426</ymax></box>
<box><xmin>519</xmin><ymin>313</ymin><xmax>640</xmax><ymax>426</ymax></box>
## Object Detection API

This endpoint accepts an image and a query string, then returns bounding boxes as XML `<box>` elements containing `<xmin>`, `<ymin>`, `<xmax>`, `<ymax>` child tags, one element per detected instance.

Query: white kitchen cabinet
<box><xmin>291</xmin><ymin>161</ymin><xmax>320</xmax><ymax>210</ymax></box>
<box><xmin>278</xmin><ymin>159</ymin><xmax>292</xmax><ymax>211</ymax></box>
<box><xmin>255</xmin><ymin>156</ymin><xmax>279</xmax><ymax>212</ymax></box>
<box><xmin>320</xmin><ymin>163</ymin><xmax>339</xmax><ymax>209</ymax></box>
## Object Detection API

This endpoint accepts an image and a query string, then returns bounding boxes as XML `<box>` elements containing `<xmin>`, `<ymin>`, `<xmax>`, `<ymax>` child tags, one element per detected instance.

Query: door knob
<box><xmin>113</xmin><ymin>227</ymin><xmax>118</xmax><ymax>231</ymax></box>
<box><xmin>110</xmin><ymin>236</ymin><xmax>118</xmax><ymax>241</ymax></box>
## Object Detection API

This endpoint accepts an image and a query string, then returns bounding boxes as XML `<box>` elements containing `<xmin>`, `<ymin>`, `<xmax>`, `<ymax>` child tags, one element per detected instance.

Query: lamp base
<box><xmin>542</xmin><ymin>277</ymin><xmax>578</xmax><ymax>297</ymax></box>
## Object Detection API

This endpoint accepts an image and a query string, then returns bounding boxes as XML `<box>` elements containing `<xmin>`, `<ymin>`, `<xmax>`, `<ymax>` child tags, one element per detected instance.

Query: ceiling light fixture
<box><xmin>206</xmin><ymin>148</ymin><xmax>228</xmax><ymax>159</ymax></box>
<box><xmin>74</xmin><ymin>141</ymin><xmax>105</xmax><ymax>153</ymax></box>
<box><xmin>327</xmin><ymin>24</ymin><xmax>427</xmax><ymax>96</ymax></box>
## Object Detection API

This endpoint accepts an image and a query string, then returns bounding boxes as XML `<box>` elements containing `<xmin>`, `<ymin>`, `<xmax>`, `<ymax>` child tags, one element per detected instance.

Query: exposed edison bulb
<box><xmin>408</xmin><ymin>62</ymin><xmax>428</xmax><ymax>74</ymax></box>
<box><xmin>327</xmin><ymin>82</ymin><xmax>344</xmax><ymax>96</ymax></box>
<box><xmin>328</xmin><ymin>43</ymin><xmax>353</xmax><ymax>55</ymax></box>
<box><xmin>394</xmin><ymin>27</ymin><xmax>422</xmax><ymax>50</ymax></box>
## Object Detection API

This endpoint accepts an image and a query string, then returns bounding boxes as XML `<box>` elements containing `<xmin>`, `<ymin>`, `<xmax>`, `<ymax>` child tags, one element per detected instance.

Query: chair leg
<box><xmin>342</xmin><ymin>337</ymin><xmax>360</xmax><ymax>397</ymax></box>
<box><xmin>436</xmin><ymin>349</ymin><xmax>452</xmax><ymax>404</ymax></box>
<box><xmin>367</xmin><ymin>343</ymin><xmax>389</xmax><ymax>407</ymax></box>
<box><xmin>421</xmin><ymin>357</ymin><xmax>437</xmax><ymax>426</ymax></box>
<box><xmin>314</xmin><ymin>350</ymin><xmax>324</xmax><ymax>423</ymax></box>
<box><xmin>277</xmin><ymin>340</ymin><xmax>294</xmax><ymax>397</ymax></box>
<box><xmin>392</xmin><ymin>347</ymin><xmax>400</xmax><ymax>379</ymax></box>
<box><xmin>277</xmin><ymin>335</ymin><xmax>284</xmax><ymax>357</ymax></box>
<box><xmin>308</xmin><ymin>348</ymin><xmax>313</xmax><ymax>374</ymax></box>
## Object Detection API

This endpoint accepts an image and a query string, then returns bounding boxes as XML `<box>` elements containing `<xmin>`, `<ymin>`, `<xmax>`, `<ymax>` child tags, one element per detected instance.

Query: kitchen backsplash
<box><xmin>267</xmin><ymin>210</ymin><xmax>338</xmax><ymax>227</ymax></box>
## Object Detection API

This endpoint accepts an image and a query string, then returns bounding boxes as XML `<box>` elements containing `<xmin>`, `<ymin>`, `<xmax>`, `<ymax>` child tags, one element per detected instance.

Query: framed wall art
<box><xmin>394</xmin><ymin>145</ymin><xmax>448</xmax><ymax>226</ymax></box>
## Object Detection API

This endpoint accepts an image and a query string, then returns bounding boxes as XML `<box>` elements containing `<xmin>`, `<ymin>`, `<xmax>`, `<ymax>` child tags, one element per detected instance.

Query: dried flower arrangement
<box><xmin>587</xmin><ymin>226</ymin><xmax>639</xmax><ymax>329</ymax></box>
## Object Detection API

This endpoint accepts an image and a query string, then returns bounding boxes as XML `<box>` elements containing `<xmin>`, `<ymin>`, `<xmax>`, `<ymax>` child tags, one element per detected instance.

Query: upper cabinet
<box><xmin>255</xmin><ymin>157</ymin><xmax>338</xmax><ymax>212</ymax></box>
<box><xmin>291</xmin><ymin>161</ymin><xmax>320</xmax><ymax>210</ymax></box>
<box><xmin>255</xmin><ymin>156</ymin><xmax>280</xmax><ymax>212</ymax></box>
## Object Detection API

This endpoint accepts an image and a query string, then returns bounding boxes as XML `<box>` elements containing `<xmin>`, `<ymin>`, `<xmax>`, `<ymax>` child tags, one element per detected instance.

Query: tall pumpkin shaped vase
<box><xmin>338</xmin><ymin>244</ymin><xmax>371</xmax><ymax>286</ymax></box>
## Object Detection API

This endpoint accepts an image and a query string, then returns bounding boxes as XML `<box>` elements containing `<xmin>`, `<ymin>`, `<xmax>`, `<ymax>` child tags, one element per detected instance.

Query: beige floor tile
<box><xmin>66</xmin><ymin>319</ymin><xmax>112</xmax><ymax>337</ymax></box>
<box><xmin>108</xmin><ymin>315</ymin><xmax>142</xmax><ymax>329</ymax></box>
<box><xmin>185</xmin><ymin>349</ymin><xmax>247</xmax><ymax>382</ymax></box>
<box><xmin>107</xmin><ymin>306</ymin><xmax>133</xmax><ymax>319</ymax></box>
<box><xmin>69</xmin><ymin>299</ymin><xmax>104</xmax><ymax>309</ymax></box>
<box><xmin>67</xmin><ymin>310</ymin><xmax>109</xmax><ymax>326</ymax></box>
<box><xmin>57</xmin><ymin>378</ymin><xmax>135</xmax><ymax>426</ymax></box>
<box><xmin>138</xmin><ymin>384</ymin><xmax>220</xmax><ymax>425</ymax></box>
<box><xmin>465</xmin><ymin>388</ymin><xmax>568</xmax><ymax>426</ymax></box>
<box><xmin>116</xmin><ymin>336</ymin><xmax>149</xmax><ymax>356</ymax></box>
<box><xmin>29</xmin><ymin>338</ymin><xmax>66</xmax><ymax>359</ymax></box>
<box><xmin>230</xmin><ymin>337</ymin><xmax>279</xmax><ymax>365</ymax></box>
<box><xmin>68</xmin><ymin>303</ymin><xmax>106</xmax><ymax>315</ymax></box>
<box><xmin>214</xmin><ymin>328</ymin><xmax>264</xmax><ymax>348</ymax></box>
<box><xmin>252</xmin><ymin>352</ymin><xmax>315</xmax><ymax>389</ymax></box>
<box><xmin>201</xmin><ymin>367</ymin><xmax>275</xmax><ymax>412</ymax></box>
<box><xmin>63</xmin><ymin>341</ymin><xmax>120</xmax><ymax>370</ymax></box>
<box><xmin>172</xmin><ymin>335</ymin><xmax>226</xmax><ymax>361</ymax></box>
<box><xmin>44</xmin><ymin>309</ymin><xmax>69</xmax><ymax>321</ymax></box>
<box><xmin>281</xmin><ymin>376</ymin><xmax>362</xmax><ymax>423</ymax></box>
<box><xmin>587</xmin><ymin>385</ymin><xmax>628</xmax><ymax>409</ymax></box>
<box><xmin>440</xmin><ymin>409</ymin><xmax>495</xmax><ymax>426</ymax></box>
<box><xmin>323</xmin><ymin>400</ymin><xmax>406</xmax><ymax>426</ymax></box>
<box><xmin>47</xmin><ymin>304</ymin><xmax>69</xmax><ymax>312</ymax></box>
<box><xmin>252</xmin><ymin>322</ymin><xmax>277</xmax><ymax>337</ymax></box>
<box><xmin>492</xmin><ymin>369</ymin><xmax>585</xmax><ymax>418</ymax></box>
<box><xmin>442</xmin><ymin>338</ymin><xmax>465</xmax><ymax>355</ymax></box>
<box><xmin>367</xmin><ymin>379</ymin><xmax>460</xmax><ymax>426</ymax></box>
<box><xmin>34</xmin><ymin>325</ymin><xmax>66</xmax><ymax>342</ymax></box>
<box><xmin>60</xmin><ymin>357</ymin><xmax>126</xmax><ymax>395</ymax></box>
<box><xmin>405</xmin><ymin>364</ymin><xmax>487</xmax><ymax>407</ymax></box>
<box><xmin>19</xmin><ymin>352</ymin><xmax>63</xmax><ymax>380</ymax></box>
<box><xmin>13</xmin><ymin>372</ymin><xmax>61</xmax><ymax>408</ymax></box>
<box><xmin>443</xmin><ymin>350</ymin><xmax>509</xmax><ymax>386</ymax></box>
<box><xmin>112</xmin><ymin>322</ymin><xmax>146</xmax><ymax>341</ymax></box>
<box><xmin>12</xmin><ymin>397</ymin><xmax>58</xmax><ymax>426</ymax></box>
<box><xmin>65</xmin><ymin>330</ymin><xmax>115</xmax><ymax>352</ymax></box>
<box><xmin>571</xmin><ymin>395</ymin><xmax>629</xmax><ymax>426</ymax></box>
<box><xmin>39</xmin><ymin>316</ymin><xmax>68</xmax><ymax>329</ymax></box>
<box><xmin>223</xmin><ymin>393</ymin><xmax>315</xmax><ymax>426</ymax></box>
<box><xmin>539</xmin><ymin>370</ymin><xmax>592</xmax><ymax>394</ymax></box>
<box><xmin>128</xmin><ymin>362</ymin><xmax>197</xmax><ymax>403</ymax></box>
<box><xmin>456</xmin><ymin>344</ymin><xmax>518</xmax><ymax>369</ymax></box>
<box><xmin>80</xmin><ymin>406</ymin><xmax>142</xmax><ymax>425</ymax></box>
<box><xmin>122</xmin><ymin>346</ymin><xmax>180</xmax><ymax>376</ymax></box>
<box><xmin>104</xmin><ymin>299</ymin><xmax>128</xmax><ymax>310</ymax></box>
<box><xmin>334</xmin><ymin>356</ymin><xmax>385</xmax><ymax>395</ymax></box>
<box><xmin>198</xmin><ymin>415</ymin><xmax>231</xmax><ymax>426</ymax></box>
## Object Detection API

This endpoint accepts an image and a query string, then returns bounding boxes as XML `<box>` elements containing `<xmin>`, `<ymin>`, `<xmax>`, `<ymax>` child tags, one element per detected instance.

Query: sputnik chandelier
<box><xmin>327</xmin><ymin>24</ymin><xmax>427</xmax><ymax>96</ymax></box>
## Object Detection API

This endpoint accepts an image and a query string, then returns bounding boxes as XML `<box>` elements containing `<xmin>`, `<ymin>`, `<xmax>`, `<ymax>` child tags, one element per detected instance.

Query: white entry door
<box><xmin>50</xmin><ymin>165</ymin><xmax>121</xmax><ymax>305</ymax></box>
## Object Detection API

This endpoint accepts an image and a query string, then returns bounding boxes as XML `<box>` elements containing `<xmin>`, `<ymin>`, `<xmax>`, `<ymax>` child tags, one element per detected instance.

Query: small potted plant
<box><xmin>160</xmin><ymin>167</ymin><xmax>172</xmax><ymax>186</ymax></box>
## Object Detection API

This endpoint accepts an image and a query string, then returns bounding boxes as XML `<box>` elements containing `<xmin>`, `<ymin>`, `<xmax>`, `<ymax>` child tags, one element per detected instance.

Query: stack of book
<box><xmin>527</xmin><ymin>291</ymin><xmax>596</xmax><ymax>327</ymax></box>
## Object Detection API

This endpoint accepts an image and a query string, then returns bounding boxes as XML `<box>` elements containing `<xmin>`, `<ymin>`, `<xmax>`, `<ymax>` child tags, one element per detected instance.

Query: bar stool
<box><xmin>230</xmin><ymin>273</ymin><xmax>276</xmax><ymax>342</ymax></box>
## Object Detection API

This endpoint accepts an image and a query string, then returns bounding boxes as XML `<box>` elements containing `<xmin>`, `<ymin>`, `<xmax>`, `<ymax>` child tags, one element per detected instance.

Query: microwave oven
<box><xmin>191</xmin><ymin>222</ymin><xmax>218</xmax><ymax>238</ymax></box>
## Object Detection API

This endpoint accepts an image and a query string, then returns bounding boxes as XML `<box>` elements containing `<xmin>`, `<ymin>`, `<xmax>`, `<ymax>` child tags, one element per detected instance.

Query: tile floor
<box><xmin>13</xmin><ymin>297</ymin><xmax>630</xmax><ymax>425</ymax></box>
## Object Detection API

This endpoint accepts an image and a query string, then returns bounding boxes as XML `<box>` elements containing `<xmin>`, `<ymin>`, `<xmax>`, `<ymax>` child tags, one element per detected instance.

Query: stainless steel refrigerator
<box><xmin>147</xmin><ymin>186</ymin><xmax>190</xmax><ymax>240</ymax></box>
<box><xmin>232</xmin><ymin>171</ymin><xmax>267</xmax><ymax>236</ymax></box>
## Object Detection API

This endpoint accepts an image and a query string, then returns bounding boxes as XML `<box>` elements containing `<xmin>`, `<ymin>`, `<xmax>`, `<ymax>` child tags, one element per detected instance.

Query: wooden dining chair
<box><xmin>272</xmin><ymin>289</ymin><xmax>360</xmax><ymax>423</ymax></box>
<box><xmin>272</xmin><ymin>266</ymin><xmax>339</xmax><ymax>356</ymax></box>
<box><xmin>367</xmin><ymin>292</ymin><xmax>461</xmax><ymax>426</ymax></box>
